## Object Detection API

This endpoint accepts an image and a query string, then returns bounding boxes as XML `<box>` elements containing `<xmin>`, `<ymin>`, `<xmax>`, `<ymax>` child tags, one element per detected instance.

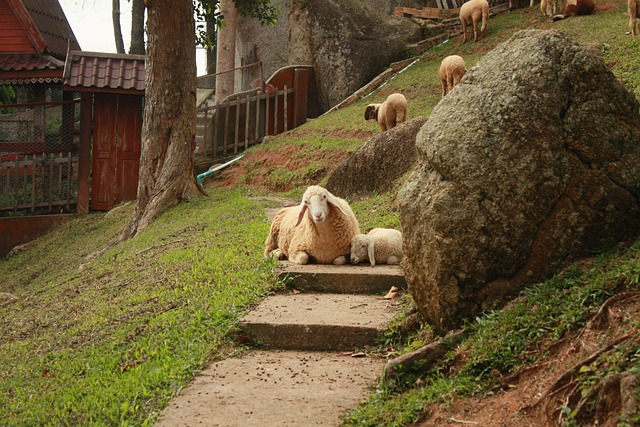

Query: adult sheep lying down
<box><xmin>264</xmin><ymin>185</ymin><xmax>360</xmax><ymax>265</ymax></box>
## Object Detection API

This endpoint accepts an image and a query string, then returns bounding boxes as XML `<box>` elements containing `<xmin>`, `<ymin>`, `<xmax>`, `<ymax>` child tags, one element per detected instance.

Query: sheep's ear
<box><xmin>368</xmin><ymin>241</ymin><xmax>376</xmax><ymax>266</ymax></box>
<box><xmin>295</xmin><ymin>201</ymin><xmax>307</xmax><ymax>227</ymax></box>
<box><xmin>326</xmin><ymin>193</ymin><xmax>350</xmax><ymax>217</ymax></box>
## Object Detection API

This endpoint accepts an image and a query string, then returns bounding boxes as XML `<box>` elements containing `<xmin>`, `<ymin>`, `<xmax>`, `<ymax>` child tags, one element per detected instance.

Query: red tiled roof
<box><xmin>0</xmin><ymin>53</ymin><xmax>64</xmax><ymax>83</ymax></box>
<box><xmin>64</xmin><ymin>50</ymin><xmax>145</xmax><ymax>93</ymax></box>
<box><xmin>0</xmin><ymin>52</ymin><xmax>62</xmax><ymax>71</ymax></box>
<box><xmin>21</xmin><ymin>0</ymin><xmax>81</xmax><ymax>59</ymax></box>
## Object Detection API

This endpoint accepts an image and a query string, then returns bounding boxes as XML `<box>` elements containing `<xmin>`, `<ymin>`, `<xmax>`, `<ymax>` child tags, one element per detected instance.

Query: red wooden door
<box><xmin>90</xmin><ymin>94</ymin><xmax>142</xmax><ymax>211</ymax></box>
<box><xmin>115</xmin><ymin>95</ymin><xmax>142</xmax><ymax>204</ymax></box>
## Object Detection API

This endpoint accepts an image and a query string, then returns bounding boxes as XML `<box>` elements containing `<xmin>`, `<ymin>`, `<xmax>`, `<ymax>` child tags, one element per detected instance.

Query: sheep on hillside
<box><xmin>439</xmin><ymin>55</ymin><xmax>467</xmax><ymax>97</ymax></box>
<box><xmin>540</xmin><ymin>0</ymin><xmax>563</xmax><ymax>16</ymax></box>
<box><xmin>364</xmin><ymin>93</ymin><xmax>408</xmax><ymax>132</ymax></box>
<box><xmin>630</xmin><ymin>0</ymin><xmax>640</xmax><ymax>36</ymax></box>
<box><xmin>350</xmin><ymin>228</ymin><xmax>403</xmax><ymax>267</ymax></box>
<box><xmin>264</xmin><ymin>185</ymin><xmax>360</xmax><ymax>265</ymax></box>
<box><xmin>551</xmin><ymin>0</ymin><xmax>595</xmax><ymax>20</ymax></box>
<box><xmin>459</xmin><ymin>0</ymin><xmax>489</xmax><ymax>43</ymax></box>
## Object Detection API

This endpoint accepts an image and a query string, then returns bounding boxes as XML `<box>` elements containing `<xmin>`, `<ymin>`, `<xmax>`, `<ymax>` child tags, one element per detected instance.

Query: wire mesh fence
<box><xmin>0</xmin><ymin>96</ymin><xmax>79</xmax><ymax>216</ymax></box>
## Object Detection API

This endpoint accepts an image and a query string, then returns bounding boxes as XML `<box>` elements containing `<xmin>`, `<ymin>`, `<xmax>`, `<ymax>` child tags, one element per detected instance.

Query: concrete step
<box><xmin>239</xmin><ymin>293</ymin><xmax>402</xmax><ymax>351</ymax></box>
<box><xmin>276</xmin><ymin>261</ymin><xmax>406</xmax><ymax>294</ymax></box>
<box><xmin>156</xmin><ymin>349</ymin><xmax>384</xmax><ymax>427</ymax></box>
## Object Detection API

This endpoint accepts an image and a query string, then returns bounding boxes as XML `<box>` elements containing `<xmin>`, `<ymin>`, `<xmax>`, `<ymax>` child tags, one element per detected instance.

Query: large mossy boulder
<box><xmin>398</xmin><ymin>29</ymin><xmax>640</xmax><ymax>334</ymax></box>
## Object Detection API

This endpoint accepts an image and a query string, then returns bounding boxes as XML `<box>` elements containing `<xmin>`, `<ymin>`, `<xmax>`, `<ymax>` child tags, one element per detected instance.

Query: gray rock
<box><xmin>398</xmin><ymin>29</ymin><xmax>640</xmax><ymax>334</ymax></box>
<box><xmin>238</xmin><ymin>0</ymin><xmax>421</xmax><ymax>112</ymax></box>
<box><xmin>326</xmin><ymin>117</ymin><xmax>427</xmax><ymax>200</ymax></box>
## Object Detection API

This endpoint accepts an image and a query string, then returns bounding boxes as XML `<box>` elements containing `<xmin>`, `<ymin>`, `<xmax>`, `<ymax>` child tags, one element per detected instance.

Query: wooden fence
<box><xmin>0</xmin><ymin>152</ymin><xmax>77</xmax><ymax>213</ymax></box>
<box><xmin>198</xmin><ymin>86</ymin><xmax>295</xmax><ymax>159</ymax></box>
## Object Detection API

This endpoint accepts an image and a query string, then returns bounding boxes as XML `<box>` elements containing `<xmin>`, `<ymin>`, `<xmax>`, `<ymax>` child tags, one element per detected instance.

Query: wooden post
<box><xmin>293</xmin><ymin>68</ymin><xmax>309</xmax><ymax>128</ymax></box>
<box><xmin>76</xmin><ymin>92</ymin><xmax>92</xmax><ymax>214</ymax></box>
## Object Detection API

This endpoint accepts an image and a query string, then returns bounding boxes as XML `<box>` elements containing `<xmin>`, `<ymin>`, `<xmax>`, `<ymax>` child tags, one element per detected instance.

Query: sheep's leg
<box><xmin>332</xmin><ymin>255</ymin><xmax>348</xmax><ymax>265</ymax></box>
<box><xmin>441</xmin><ymin>79</ymin><xmax>447</xmax><ymax>97</ymax></box>
<box><xmin>289</xmin><ymin>251</ymin><xmax>310</xmax><ymax>265</ymax></box>
<box><xmin>461</xmin><ymin>21</ymin><xmax>467</xmax><ymax>43</ymax></box>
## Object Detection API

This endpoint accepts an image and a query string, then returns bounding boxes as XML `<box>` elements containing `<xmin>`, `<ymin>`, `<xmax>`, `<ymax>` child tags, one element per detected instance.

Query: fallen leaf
<box><xmin>41</xmin><ymin>369</ymin><xmax>55</xmax><ymax>377</ymax></box>
<box><xmin>383</xmin><ymin>286</ymin><xmax>399</xmax><ymax>299</ymax></box>
<box><xmin>350</xmin><ymin>352</ymin><xmax>366</xmax><ymax>358</ymax></box>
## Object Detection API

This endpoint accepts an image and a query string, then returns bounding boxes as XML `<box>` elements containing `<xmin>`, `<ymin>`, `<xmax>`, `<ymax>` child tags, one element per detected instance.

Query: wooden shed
<box><xmin>63</xmin><ymin>50</ymin><xmax>145</xmax><ymax>213</ymax></box>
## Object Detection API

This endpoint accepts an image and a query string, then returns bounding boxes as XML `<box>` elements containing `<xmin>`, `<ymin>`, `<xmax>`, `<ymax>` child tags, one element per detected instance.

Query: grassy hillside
<box><xmin>1</xmin><ymin>1</ymin><xmax>639</xmax><ymax>425</ymax></box>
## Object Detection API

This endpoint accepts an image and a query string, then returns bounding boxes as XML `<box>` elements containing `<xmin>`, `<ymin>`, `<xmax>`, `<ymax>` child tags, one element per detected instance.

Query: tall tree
<box><xmin>215</xmin><ymin>0</ymin><xmax>237</xmax><ymax>103</ymax></box>
<box><xmin>123</xmin><ymin>0</ymin><xmax>199</xmax><ymax>238</ymax></box>
<box><xmin>129</xmin><ymin>0</ymin><xmax>146</xmax><ymax>55</ymax></box>
<box><xmin>112</xmin><ymin>0</ymin><xmax>126</xmax><ymax>53</ymax></box>
<box><xmin>118</xmin><ymin>0</ymin><xmax>278</xmax><ymax>239</ymax></box>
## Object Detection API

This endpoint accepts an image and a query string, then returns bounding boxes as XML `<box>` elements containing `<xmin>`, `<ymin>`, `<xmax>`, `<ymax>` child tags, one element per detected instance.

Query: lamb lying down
<box><xmin>350</xmin><ymin>228</ymin><xmax>403</xmax><ymax>266</ymax></box>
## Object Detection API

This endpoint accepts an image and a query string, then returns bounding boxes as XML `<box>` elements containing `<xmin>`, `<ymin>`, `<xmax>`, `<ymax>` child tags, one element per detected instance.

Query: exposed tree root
<box><xmin>383</xmin><ymin>329</ymin><xmax>467</xmax><ymax>382</ymax></box>
<box><xmin>524</xmin><ymin>328</ymin><xmax>639</xmax><ymax>425</ymax></box>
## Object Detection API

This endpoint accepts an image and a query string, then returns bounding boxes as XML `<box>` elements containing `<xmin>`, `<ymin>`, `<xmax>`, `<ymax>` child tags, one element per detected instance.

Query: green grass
<box><xmin>343</xmin><ymin>241</ymin><xmax>640</xmax><ymax>426</ymax></box>
<box><xmin>0</xmin><ymin>190</ymin><xmax>280</xmax><ymax>426</ymax></box>
<box><xmin>2</xmin><ymin>1</ymin><xmax>640</xmax><ymax>426</ymax></box>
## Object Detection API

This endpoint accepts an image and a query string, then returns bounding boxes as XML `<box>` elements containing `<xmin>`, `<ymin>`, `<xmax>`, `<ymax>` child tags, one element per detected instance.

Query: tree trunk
<box><xmin>206</xmin><ymin>17</ymin><xmax>216</xmax><ymax>75</ymax></box>
<box><xmin>124</xmin><ymin>0</ymin><xmax>200</xmax><ymax>238</ymax></box>
<box><xmin>112</xmin><ymin>0</ymin><xmax>125</xmax><ymax>54</ymax></box>
<box><xmin>129</xmin><ymin>0</ymin><xmax>146</xmax><ymax>55</ymax></box>
<box><xmin>215</xmin><ymin>0</ymin><xmax>238</xmax><ymax>103</ymax></box>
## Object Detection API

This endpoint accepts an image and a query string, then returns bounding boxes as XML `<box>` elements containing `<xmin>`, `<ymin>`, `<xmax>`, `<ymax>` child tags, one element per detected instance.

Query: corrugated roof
<box><xmin>64</xmin><ymin>51</ymin><xmax>146</xmax><ymax>92</ymax></box>
<box><xmin>21</xmin><ymin>0</ymin><xmax>81</xmax><ymax>59</ymax></box>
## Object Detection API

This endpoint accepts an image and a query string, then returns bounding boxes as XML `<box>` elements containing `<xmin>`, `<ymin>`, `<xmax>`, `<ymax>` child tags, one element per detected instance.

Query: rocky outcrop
<box><xmin>397</xmin><ymin>29</ymin><xmax>640</xmax><ymax>334</ymax></box>
<box><xmin>237</xmin><ymin>0</ymin><xmax>422</xmax><ymax>112</ymax></box>
<box><xmin>326</xmin><ymin>117</ymin><xmax>427</xmax><ymax>200</ymax></box>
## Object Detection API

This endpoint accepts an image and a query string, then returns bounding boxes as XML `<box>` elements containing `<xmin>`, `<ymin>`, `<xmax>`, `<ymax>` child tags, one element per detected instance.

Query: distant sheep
<box><xmin>630</xmin><ymin>0</ymin><xmax>640</xmax><ymax>36</ymax></box>
<box><xmin>459</xmin><ymin>0</ymin><xmax>489</xmax><ymax>43</ymax></box>
<box><xmin>439</xmin><ymin>55</ymin><xmax>467</xmax><ymax>97</ymax></box>
<box><xmin>350</xmin><ymin>228</ymin><xmax>403</xmax><ymax>267</ymax></box>
<box><xmin>551</xmin><ymin>0</ymin><xmax>595</xmax><ymax>20</ymax></box>
<box><xmin>364</xmin><ymin>93</ymin><xmax>408</xmax><ymax>132</ymax></box>
<box><xmin>264</xmin><ymin>185</ymin><xmax>360</xmax><ymax>265</ymax></box>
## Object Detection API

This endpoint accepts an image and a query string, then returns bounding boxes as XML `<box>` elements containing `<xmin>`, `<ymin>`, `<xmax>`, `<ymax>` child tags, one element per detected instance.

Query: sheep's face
<box><xmin>364</xmin><ymin>104</ymin><xmax>379</xmax><ymax>121</ymax></box>
<box><xmin>307</xmin><ymin>193</ymin><xmax>329</xmax><ymax>223</ymax></box>
<box><xmin>295</xmin><ymin>186</ymin><xmax>351</xmax><ymax>227</ymax></box>
<box><xmin>350</xmin><ymin>234</ymin><xmax>370</xmax><ymax>264</ymax></box>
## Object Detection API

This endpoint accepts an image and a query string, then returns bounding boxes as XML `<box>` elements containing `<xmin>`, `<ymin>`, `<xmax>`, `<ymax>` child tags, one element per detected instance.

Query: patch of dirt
<box><xmin>415</xmin><ymin>293</ymin><xmax>640</xmax><ymax>427</ymax></box>
<box><xmin>207</xmin><ymin>144</ymin><xmax>353</xmax><ymax>192</ymax></box>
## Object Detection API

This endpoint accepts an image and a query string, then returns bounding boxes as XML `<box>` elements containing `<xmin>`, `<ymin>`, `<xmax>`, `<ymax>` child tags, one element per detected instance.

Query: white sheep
<box><xmin>540</xmin><ymin>0</ymin><xmax>563</xmax><ymax>17</ymax></box>
<box><xmin>364</xmin><ymin>93</ymin><xmax>408</xmax><ymax>132</ymax></box>
<box><xmin>264</xmin><ymin>185</ymin><xmax>360</xmax><ymax>265</ymax></box>
<box><xmin>439</xmin><ymin>55</ymin><xmax>467</xmax><ymax>98</ymax></box>
<box><xmin>459</xmin><ymin>0</ymin><xmax>489</xmax><ymax>43</ymax></box>
<box><xmin>630</xmin><ymin>0</ymin><xmax>640</xmax><ymax>36</ymax></box>
<box><xmin>350</xmin><ymin>228</ymin><xmax>403</xmax><ymax>267</ymax></box>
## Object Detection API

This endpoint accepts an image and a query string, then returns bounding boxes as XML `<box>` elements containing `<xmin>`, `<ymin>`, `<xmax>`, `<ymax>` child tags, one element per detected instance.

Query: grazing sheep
<box><xmin>350</xmin><ymin>228</ymin><xmax>403</xmax><ymax>267</ymax></box>
<box><xmin>439</xmin><ymin>55</ymin><xmax>467</xmax><ymax>98</ymax></box>
<box><xmin>540</xmin><ymin>0</ymin><xmax>563</xmax><ymax>16</ymax></box>
<box><xmin>630</xmin><ymin>0</ymin><xmax>640</xmax><ymax>36</ymax></box>
<box><xmin>551</xmin><ymin>0</ymin><xmax>595</xmax><ymax>20</ymax></box>
<box><xmin>364</xmin><ymin>93</ymin><xmax>408</xmax><ymax>132</ymax></box>
<box><xmin>459</xmin><ymin>0</ymin><xmax>489</xmax><ymax>43</ymax></box>
<box><xmin>264</xmin><ymin>185</ymin><xmax>360</xmax><ymax>265</ymax></box>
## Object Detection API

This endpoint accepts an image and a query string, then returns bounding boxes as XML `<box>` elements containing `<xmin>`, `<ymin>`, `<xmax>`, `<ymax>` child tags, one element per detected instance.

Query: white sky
<box><xmin>58</xmin><ymin>0</ymin><xmax>208</xmax><ymax>76</ymax></box>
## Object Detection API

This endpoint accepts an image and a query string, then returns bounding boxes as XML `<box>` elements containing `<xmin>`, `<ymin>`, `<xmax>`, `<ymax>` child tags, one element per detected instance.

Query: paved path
<box><xmin>156</xmin><ymin>262</ymin><xmax>406</xmax><ymax>426</ymax></box>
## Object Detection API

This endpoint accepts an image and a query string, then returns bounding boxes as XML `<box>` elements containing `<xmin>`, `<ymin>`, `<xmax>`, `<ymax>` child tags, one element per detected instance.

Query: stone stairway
<box><xmin>156</xmin><ymin>261</ymin><xmax>406</xmax><ymax>427</ymax></box>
